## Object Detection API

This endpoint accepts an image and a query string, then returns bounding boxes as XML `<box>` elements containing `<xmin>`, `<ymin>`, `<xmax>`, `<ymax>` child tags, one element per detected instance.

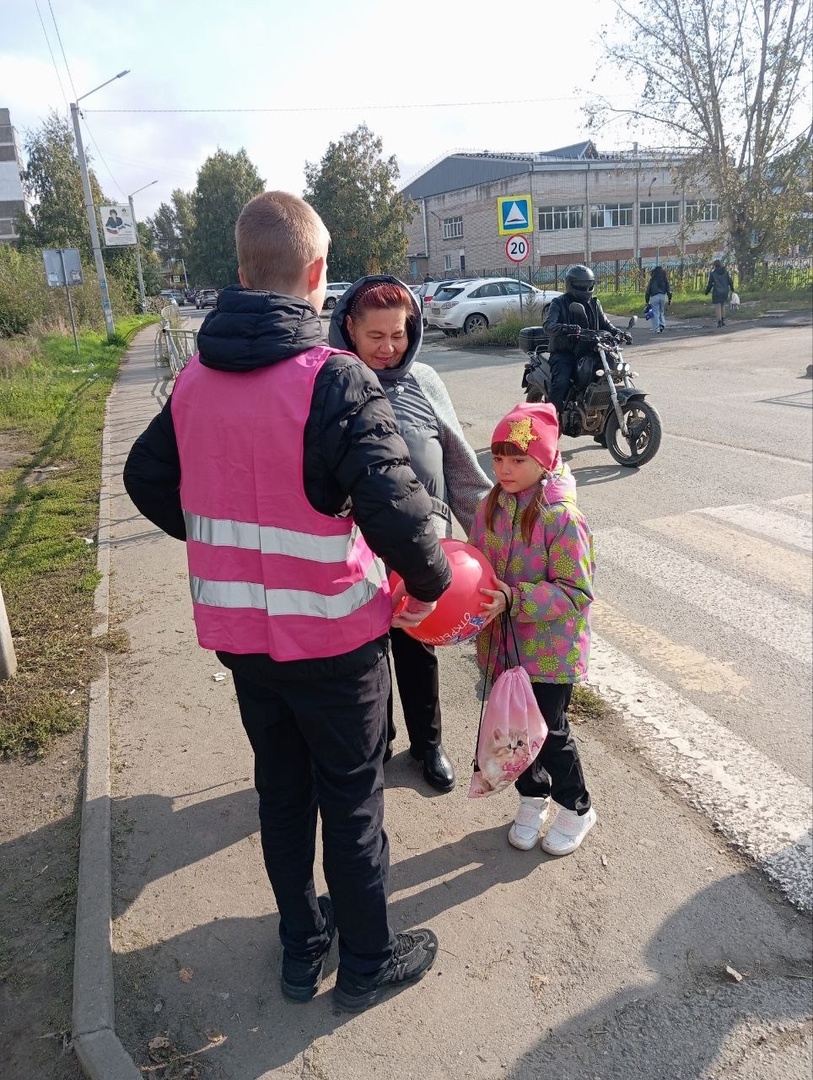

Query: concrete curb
<box><xmin>71</xmin><ymin>370</ymin><xmax>142</xmax><ymax>1079</ymax></box>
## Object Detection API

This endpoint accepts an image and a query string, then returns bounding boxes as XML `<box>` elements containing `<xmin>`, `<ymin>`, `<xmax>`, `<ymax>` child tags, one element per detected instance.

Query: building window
<box><xmin>685</xmin><ymin>200</ymin><xmax>720</xmax><ymax>223</ymax></box>
<box><xmin>590</xmin><ymin>203</ymin><xmax>633</xmax><ymax>228</ymax></box>
<box><xmin>442</xmin><ymin>216</ymin><xmax>463</xmax><ymax>240</ymax></box>
<box><xmin>639</xmin><ymin>201</ymin><xmax>681</xmax><ymax>225</ymax></box>
<box><xmin>443</xmin><ymin>254</ymin><xmax>453</xmax><ymax>271</ymax></box>
<box><xmin>538</xmin><ymin>205</ymin><xmax>583</xmax><ymax>231</ymax></box>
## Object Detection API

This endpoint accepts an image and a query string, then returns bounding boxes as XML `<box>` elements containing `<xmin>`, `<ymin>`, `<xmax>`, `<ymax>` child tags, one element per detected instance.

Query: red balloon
<box><xmin>389</xmin><ymin>538</ymin><xmax>498</xmax><ymax>646</ymax></box>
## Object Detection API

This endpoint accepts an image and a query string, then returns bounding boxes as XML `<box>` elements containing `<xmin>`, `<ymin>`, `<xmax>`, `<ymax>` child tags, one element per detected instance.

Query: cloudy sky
<box><xmin>4</xmin><ymin>0</ymin><xmax>646</xmax><ymax>222</ymax></box>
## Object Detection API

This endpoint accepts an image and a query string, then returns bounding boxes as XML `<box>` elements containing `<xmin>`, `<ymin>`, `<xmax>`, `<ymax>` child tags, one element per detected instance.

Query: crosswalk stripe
<box><xmin>595</xmin><ymin>527</ymin><xmax>812</xmax><ymax>665</ymax></box>
<box><xmin>693</xmin><ymin>503</ymin><xmax>812</xmax><ymax>553</ymax></box>
<box><xmin>591</xmin><ymin>599</ymin><xmax>749</xmax><ymax>696</ymax></box>
<box><xmin>589</xmin><ymin>632</ymin><xmax>813</xmax><ymax>912</ymax></box>
<box><xmin>644</xmin><ymin>514</ymin><xmax>812</xmax><ymax>597</ymax></box>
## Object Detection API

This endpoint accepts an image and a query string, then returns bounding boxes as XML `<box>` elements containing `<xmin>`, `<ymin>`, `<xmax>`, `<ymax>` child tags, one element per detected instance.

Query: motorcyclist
<box><xmin>543</xmin><ymin>265</ymin><xmax>631</xmax><ymax>417</ymax></box>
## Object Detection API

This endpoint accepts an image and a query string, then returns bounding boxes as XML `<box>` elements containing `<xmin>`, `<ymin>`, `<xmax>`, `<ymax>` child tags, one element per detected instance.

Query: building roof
<box><xmin>400</xmin><ymin>141</ymin><xmax>602</xmax><ymax>200</ymax></box>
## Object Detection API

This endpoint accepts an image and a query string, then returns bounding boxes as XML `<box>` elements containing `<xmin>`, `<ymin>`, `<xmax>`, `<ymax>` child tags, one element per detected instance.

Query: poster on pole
<box><xmin>100</xmin><ymin>204</ymin><xmax>136</xmax><ymax>246</ymax></box>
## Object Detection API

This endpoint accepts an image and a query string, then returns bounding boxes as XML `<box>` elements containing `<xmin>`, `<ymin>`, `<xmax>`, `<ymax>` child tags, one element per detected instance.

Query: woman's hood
<box><xmin>327</xmin><ymin>274</ymin><xmax>423</xmax><ymax>384</ymax></box>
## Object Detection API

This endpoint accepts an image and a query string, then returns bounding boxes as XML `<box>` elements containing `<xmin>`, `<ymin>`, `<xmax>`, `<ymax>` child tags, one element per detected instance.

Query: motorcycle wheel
<box><xmin>604</xmin><ymin>400</ymin><xmax>662</xmax><ymax>467</ymax></box>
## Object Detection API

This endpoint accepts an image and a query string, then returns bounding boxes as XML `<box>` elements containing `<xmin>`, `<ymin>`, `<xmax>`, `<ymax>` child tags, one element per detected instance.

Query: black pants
<box><xmin>549</xmin><ymin>351</ymin><xmax>577</xmax><ymax>415</ymax></box>
<box><xmin>233</xmin><ymin>652</ymin><xmax>396</xmax><ymax>976</ymax></box>
<box><xmin>386</xmin><ymin>627</ymin><xmax>442</xmax><ymax>753</ymax></box>
<box><xmin>515</xmin><ymin>683</ymin><xmax>591</xmax><ymax>813</ymax></box>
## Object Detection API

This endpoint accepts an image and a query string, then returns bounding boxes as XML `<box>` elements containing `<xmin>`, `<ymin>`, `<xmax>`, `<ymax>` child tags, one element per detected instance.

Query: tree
<box><xmin>186</xmin><ymin>150</ymin><xmax>264</xmax><ymax>287</ymax></box>
<box><xmin>146</xmin><ymin>188</ymin><xmax>195</xmax><ymax>264</ymax></box>
<box><xmin>303</xmin><ymin>124</ymin><xmax>415</xmax><ymax>280</ymax></box>
<box><xmin>592</xmin><ymin>0</ymin><xmax>813</xmax><ymax>281</ymax></box>
<box><xmin>16</xmin><ymin>111</ymin><xmax>104</xmax><ymax>260</ymax></box>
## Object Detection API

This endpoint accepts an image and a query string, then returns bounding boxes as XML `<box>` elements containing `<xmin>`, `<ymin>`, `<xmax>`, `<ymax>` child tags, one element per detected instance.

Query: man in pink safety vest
<box><xmin>124</xmin><ymin>191</ymin><xmax>451</xmax><ymax>1013</ymax></box>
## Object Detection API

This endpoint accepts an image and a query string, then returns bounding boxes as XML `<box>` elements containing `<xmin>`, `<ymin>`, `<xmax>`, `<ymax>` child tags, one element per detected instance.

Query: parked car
<box><xmin>160</xmin><ymin>289</ymin><xmax>186</xmax><ymax>306</ymax></box>
<box><xmin>196</xmin><ymin>289</ymin><xmax>219</xmax><ymax>310</ymax></box>
<box><xmin>414</xmin><ymin>279</ymin><xmax>461</xmax><ymax>327</ymax></box>
<box><xmin>427</xmin><ymin>278</ymin><xmax>561</xmax><ymax>335</ymax></box>
<box><xmin>322</xmin><ymin>282</ymin><xmax>354</xmax><ymax>310</ymax></box>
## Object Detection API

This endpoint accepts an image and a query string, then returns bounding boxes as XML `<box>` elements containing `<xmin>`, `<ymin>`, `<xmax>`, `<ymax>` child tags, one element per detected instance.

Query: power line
<box><xmin>83</xmin><ymin>95</ymin><xmax>586</xmax><ymax>115</ymax></box>
<box><xmin>81</xmin><ymin>116</ymin><xmax>126</xmax><ymax>199</ymax></box>
<box><xmin>47</xmin><ymin>0</ymin><xmax>78</xmax><ymax>102</ymax></box>
<box><xmin>34</xmin><ymin>0</ymin><xmax>68</xmax><ymax>110</ymax></box>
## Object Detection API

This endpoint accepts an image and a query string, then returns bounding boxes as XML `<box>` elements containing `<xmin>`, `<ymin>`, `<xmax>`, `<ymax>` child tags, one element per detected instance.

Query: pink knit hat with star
<box><xmin>491</xmin><ymin>403</ymin><xmax>560</xmax><ymax>471</ymax></box>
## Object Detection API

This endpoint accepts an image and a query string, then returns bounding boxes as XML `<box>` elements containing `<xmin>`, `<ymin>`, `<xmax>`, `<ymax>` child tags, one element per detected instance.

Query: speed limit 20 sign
<box><xmin>505</xmin><ymin>235</ymin><xmax>530</xmax><ymax>263</ymax></box>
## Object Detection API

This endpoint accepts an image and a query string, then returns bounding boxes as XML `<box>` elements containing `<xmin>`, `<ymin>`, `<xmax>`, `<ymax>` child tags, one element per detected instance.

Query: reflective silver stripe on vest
<box><xmin>189</xmin><ymin>552</ymin><xmax>387</xmax><ymax>620</ymax></box>
<box><xmin>190</xmin><ymin>557</ymin><xmax>384</xmax><ymax>617</ymax></box>
<box><xmin>185</xmin><ymin>511</ymin><xmax>360</xmax><ymax>564</ymax></box>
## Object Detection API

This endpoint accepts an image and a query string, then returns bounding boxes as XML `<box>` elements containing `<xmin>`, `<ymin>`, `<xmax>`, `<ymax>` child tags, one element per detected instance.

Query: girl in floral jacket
<box><xmin>469</xmin><ymin>402</ymin><xmax>597</xmax><ymax>856</ymax></box>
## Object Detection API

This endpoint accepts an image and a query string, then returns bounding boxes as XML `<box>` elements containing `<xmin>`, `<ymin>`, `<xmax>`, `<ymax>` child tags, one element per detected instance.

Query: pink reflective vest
<box><xmin>171</xmin><ymin>346</ymin><xmax>392</xmax><ymax>661</ymax></box>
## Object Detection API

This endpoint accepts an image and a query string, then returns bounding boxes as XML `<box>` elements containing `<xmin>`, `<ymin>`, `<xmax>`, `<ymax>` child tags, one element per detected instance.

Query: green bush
<box><xmin>0</xmin><ymin>246</ymin><xmax>139</xmax><ymax>338</ymax></box>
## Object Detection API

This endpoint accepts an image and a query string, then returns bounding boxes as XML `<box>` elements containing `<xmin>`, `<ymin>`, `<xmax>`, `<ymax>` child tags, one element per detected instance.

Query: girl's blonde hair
<box><xmin>485</xmin><ymin>441</ymin><xmax>548</xmax><ymax>545</ymax></box>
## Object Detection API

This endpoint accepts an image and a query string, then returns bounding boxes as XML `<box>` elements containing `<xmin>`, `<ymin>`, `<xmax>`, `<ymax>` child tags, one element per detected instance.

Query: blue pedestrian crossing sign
<box><xmin>497</xmin><ymin>195</ymin><xmax>533</xmax><ymax>235</ymax></box>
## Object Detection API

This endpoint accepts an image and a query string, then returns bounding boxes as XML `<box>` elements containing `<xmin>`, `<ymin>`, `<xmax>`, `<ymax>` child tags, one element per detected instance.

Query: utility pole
<box><xmin>70</xmin><ymin>70</ymin><xmax>129</xmax><ymax>341</ymax></box>
<box><xmin>129</xmin><ymin>180</ymin><xmax>157</xmax><ymax>314</ymax></box>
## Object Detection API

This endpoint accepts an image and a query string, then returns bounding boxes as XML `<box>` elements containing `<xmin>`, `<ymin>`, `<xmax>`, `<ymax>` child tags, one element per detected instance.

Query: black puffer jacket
<box><xmin>123</xmin><ymin>286</ymin><xmax>451</xmax><ymax>676</ymax></box>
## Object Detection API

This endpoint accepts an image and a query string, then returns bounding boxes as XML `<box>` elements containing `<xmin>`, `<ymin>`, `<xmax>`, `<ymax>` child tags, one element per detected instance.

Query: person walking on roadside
<box><xmin>123</xmin><ymin>191</ymin><xmax>452</xmax><ymax>1013</ymax></box>
<box><xmin>704</xmin><ymin>259</ymin><xmax>735</xmax><ymax>327</ymax></box>
<box><xmin>469</xmin><ymin>403</ymin><xmax>597</xmax><ymax>857</ymax></box>
<box><xmin>329</xmin><ymin>276</ymin><xmax>491</xmax><ymax>794</ymax></box>
<box><xmin>645</xmin><ymin>265</ymin><xmax>672</xmax><ymax>334</ymax></box>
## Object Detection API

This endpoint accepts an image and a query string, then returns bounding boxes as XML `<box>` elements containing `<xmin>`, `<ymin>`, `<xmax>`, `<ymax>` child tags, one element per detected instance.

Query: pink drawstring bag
<box><xmin>468</xmin><ymin>613</ymin><xmax>548</xmax><ymax>798</ymax></box>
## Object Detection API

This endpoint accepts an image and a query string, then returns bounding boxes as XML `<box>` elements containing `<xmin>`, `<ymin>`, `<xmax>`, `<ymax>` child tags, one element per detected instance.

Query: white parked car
<box><xmin>322</xmin><ymin>282</ymin><xmax>354</xmax><ymax>310</ymax></box>
<box><xmin>427</xmin><ymin>277</ymin><xmax>561</xmax><ymax>335</ymax></box>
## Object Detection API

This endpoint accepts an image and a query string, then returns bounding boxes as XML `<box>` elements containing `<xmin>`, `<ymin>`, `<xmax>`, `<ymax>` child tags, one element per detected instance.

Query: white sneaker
<box><xmin>540</xmin><ymin>806</ymin><xmax>597</xmax><ymax>856</ymax></box>
<box><xmin>508</xmin><ymin>796</ymin><xmax>551</xmax><ymax>850</ymax></box>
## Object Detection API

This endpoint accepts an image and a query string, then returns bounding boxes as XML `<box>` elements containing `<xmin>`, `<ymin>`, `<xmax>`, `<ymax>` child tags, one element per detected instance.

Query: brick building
<box><xmin>0</xmin><ymin>109</ymin><xmax>26</xmax><ymax>244</ymax></box>
<box><xmin>401</xmin><ymin>141</ymin><xmax>720</xmax><ymax>283</ymax></box>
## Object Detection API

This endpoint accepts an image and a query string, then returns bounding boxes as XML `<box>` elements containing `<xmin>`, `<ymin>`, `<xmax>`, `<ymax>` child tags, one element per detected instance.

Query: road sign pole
<box><xmin>59</xmin><ymin>250</ymin><xmax>80</xmax><ymax>354</ymax></box>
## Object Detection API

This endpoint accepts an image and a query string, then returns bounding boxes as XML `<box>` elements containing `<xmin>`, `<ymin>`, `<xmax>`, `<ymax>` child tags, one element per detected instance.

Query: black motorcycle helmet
<box><xmin>565</xmin><ymin>264</ymin><xmax>595</xmax><ymax>304</ymax></box>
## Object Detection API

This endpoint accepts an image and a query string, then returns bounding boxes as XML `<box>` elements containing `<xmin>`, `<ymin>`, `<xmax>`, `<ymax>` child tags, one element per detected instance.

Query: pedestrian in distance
<box><xmin>468</xmin><ymin>402</ymin><xmax>598</xmax><ymax>856</ymax></box>
<box><xmin>704</xmin><ymin>259</ymin><xmax>735</xmax><ymax>327</ymax></box>
<box><xmin>645</xmin><ymin>264</ymin><xmax>673</xmax><ymax>334</ymax></box>
<box><xmin>329</xmin><ymin>276</ymin><xmax>492</xmax><ymax>793</ymax></box>
<box><xmin>123</xmin><ymin>191</ymin><xmax>453</xmax><ymax>1013</ymax></box>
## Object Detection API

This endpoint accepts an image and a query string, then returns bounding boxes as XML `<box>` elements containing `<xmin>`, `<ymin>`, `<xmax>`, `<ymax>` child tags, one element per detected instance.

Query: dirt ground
<box><xmin>0</xmin><ymin>729</ymin><xmax>87</xmax><ymax>1079</ymax></box>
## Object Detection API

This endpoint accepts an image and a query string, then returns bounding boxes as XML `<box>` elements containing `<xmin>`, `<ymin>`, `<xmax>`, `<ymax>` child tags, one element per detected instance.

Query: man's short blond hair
<box><xmin>235</xmin><ymin>191</ymin><xmax>327</xmax><ymax>293</ymax></box>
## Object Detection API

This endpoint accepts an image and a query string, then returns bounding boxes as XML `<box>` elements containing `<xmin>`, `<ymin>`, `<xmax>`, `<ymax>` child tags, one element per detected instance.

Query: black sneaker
<box><xmin>333</xmin><ymin>928</ymin><xmax>438</xmax><ymax>1012</ymax></box>
<box><xmin>280</xmin><ymin>895</ymin><xmax>335</xmax><ymax>1003</ymax></box>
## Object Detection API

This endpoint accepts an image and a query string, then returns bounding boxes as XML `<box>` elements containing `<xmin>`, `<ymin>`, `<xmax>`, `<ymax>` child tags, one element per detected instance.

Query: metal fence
<box><xmin>416</xmin><ymin>257</ymin><xmax>813</xmax><ymax>295</ymax></box>
<box><xmin>154</xmin><ymin>304</ymin><xmax>197</xmax><ymax>378</ymax></box>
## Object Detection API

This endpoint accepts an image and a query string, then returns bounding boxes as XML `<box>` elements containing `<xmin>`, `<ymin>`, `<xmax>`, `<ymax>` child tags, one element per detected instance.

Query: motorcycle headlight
<box><xmin>616</xmin><ymin>362</ymin><xmax>624</xmax><ymax>373</ymax></box>
<box><xmin>595</xmin><ymin>369</ymin><xmax>605</xmax><ymax>378</ymax></box>
<box><xmin>623</xmin><ymin>363</ymin><xmax>631</xmax><ymax>374</ymax></box>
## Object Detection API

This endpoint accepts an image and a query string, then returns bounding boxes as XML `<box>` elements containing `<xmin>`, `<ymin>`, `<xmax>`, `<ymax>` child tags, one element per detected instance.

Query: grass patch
<box><xmin>569</xmin><ymin>684</ymin><xmax>614</xmax><ymax>724</ymax></box>
<box><xmin>0</xmin><ymin>317</ymin><xmax>154</xmax><ymax>758</ymax></box>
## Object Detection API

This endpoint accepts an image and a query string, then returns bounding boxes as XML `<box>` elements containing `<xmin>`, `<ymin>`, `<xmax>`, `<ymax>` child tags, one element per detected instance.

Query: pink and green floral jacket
<box><xmin>468</xmin><ymin>467</ymin><xmax>594</xmax><ymax>683</ymax></box>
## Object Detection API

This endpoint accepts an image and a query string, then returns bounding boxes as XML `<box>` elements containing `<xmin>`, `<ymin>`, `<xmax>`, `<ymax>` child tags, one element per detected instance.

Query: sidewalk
<box><xmin>72</xmin><ymin>326</ymin><xmax>813</xmax><ymax>1080</ymax></box>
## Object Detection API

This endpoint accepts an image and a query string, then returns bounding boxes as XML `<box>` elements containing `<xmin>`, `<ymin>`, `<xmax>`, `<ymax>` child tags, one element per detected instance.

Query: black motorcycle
<box><xmin>519</xmin><ymin>305</ymin><xmax>662</xmax><ymax>467</ymax></box>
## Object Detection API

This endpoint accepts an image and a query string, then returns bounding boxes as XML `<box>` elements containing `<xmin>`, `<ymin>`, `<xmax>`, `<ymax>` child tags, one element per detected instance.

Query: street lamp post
<box><xmin>70</xmin><ymin>70</ymin><xmax>129</xmax><ymax>341</ymax></box>
<box><xmin>128</xmin><ymin>180</ymin><xmax>157</xmax><ymax>314</ymax></box>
